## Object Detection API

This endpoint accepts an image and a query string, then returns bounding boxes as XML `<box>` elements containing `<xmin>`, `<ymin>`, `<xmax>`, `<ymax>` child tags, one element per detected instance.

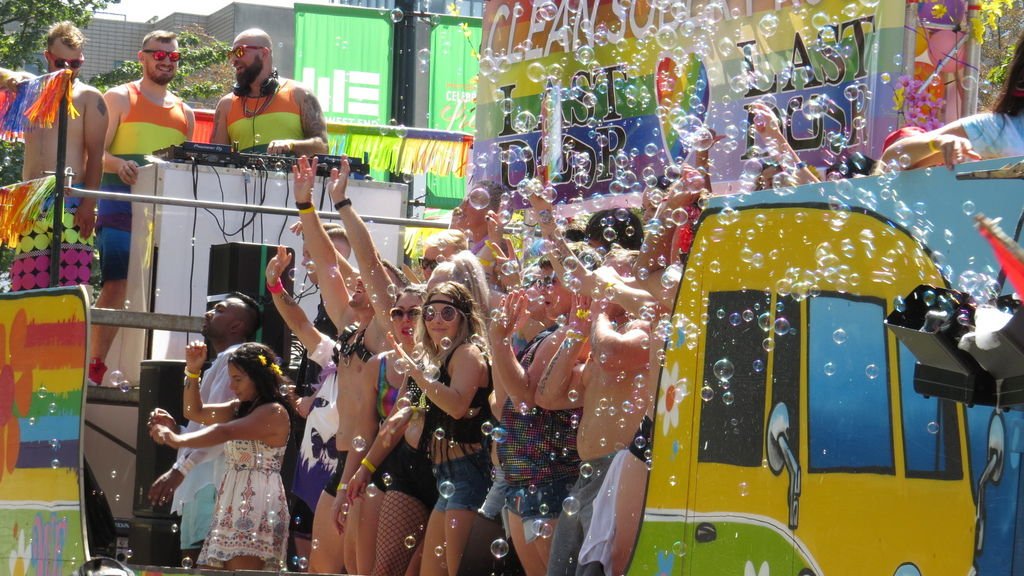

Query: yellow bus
<box><xmin>630</xmin><ymin>205</ymin><xmax>1005</xmax><ymax>575</ymax></box>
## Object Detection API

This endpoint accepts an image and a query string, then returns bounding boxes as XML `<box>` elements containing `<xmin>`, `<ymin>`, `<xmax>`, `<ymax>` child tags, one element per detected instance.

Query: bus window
<box><xmin>698</xmin><ymin>290</ymin><xmax>771</xmax><ymax>467</ymax></box>
<box><xmin>897</xmin><ymin>342</ymin><xmax>963</xmax><ymax>480</ymax></box>
<box><xmin>771</xmin><ymin>295</ymin><xmax>801</xmax><ymax>460</ymax></box>
<box><xmin>808</xmin><ymin>295</ymin><xmax>895</xmax><ymax>474</ymax></box>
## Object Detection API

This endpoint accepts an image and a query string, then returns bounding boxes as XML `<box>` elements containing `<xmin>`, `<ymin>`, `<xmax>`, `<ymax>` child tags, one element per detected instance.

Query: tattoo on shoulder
<box><xmin>300</xmin><ymin>92</ymin><xmax>327</xmax><ymax>140</ymax></box>
<box><xmin>95</xmin><ymin>97</ymin><xmax>108</xmax><ymax>117</ymax></box>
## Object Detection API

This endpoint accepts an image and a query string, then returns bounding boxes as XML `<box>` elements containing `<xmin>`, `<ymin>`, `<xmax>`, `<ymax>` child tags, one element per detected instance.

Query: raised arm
<box><xmin>533</xmin><ymin>296</ymin><xmax>590</xmax><ymax>410</ymax></box>
<box><xmin>327</xmin><ymin>161</ymin><xmax>400</xmax><ymax>331</ymax></box>
<box><xmin>293</xmin><ymin>156</ymin><xmax>353</xmax><ymax>328</ymax></box>
<box><xmin>181</xmin><ymin>341</ymin><xmax>237</xmax><ymax>425</ymax></box>
<box><xmin>265</xmin><ymin>244</ymin><xmax>330</xmax><ymax>350</ymax></box>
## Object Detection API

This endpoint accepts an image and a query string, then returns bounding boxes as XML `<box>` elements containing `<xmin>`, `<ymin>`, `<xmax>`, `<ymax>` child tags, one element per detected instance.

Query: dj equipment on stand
<box><xmin>152</xmin><ymin>142</ymin><xmax>370</xmax><ymax>178</ymax></box>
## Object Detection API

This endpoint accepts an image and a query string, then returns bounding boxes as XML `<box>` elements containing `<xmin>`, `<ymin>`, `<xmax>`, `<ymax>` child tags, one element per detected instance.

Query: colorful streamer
<box><xmin>327</xmin><ymin>122</ymin><xmax>472</xmax><ymax>178</ymax></box>
<box><xmin>0</xmin><ymin>70</ymin><xmax>79</xmax><ymax>141</ymax></box>
<box><xmin>0</xmin><ymin>176</ymin><xmax>56</xmax><ymax>248</ymax></box>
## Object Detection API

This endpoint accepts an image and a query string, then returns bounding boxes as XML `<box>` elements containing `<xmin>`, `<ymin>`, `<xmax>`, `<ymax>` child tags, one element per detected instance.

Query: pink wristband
<box><xmin>267</xmin><ymin>279</ymin><xmax>285</xmax><ymax>295</ymax></box>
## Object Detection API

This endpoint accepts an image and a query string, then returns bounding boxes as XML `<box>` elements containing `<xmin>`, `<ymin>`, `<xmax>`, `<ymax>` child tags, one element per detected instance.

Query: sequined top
<box><xmin>497</xmin><ymin>328</ymin><xmax>582</xmax><ymax>486</ymax></box>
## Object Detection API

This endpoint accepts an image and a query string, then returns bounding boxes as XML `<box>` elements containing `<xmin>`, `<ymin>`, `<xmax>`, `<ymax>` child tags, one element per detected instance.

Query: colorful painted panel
<box><xmin>475</xmin><ymin>0</ymin><xmax>905</xmax><ymax>206</ymax></box>
<box><xmin>0</xmin><ymin>287</ymin><xmax>88</xmax><ymax>576</ymax></box>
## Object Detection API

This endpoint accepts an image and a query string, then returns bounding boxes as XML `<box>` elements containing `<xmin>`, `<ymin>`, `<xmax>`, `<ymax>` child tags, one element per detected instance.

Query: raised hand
<box><xmin>184</xmin><ymin>340</ymin><xmax>207</xmax><ymax>376</ymax></box>
<box><xmin>489</xmin><ymin>290</ymin><xmax>526</xmax><ymax>342</ymax></box>
<box><xmin>291</xmin><ymin>155</ymin><xmax>318</xmax><ymax>204</ymax></box>
<box><xmin>326</xmin><ymin>157</ymin><xmax>352</xmax><ymax>206</ymax></box>
<box><xmin>265</xmin><ymin>245</ymin><xmax>292</xmax><ymax>286</ymax></box>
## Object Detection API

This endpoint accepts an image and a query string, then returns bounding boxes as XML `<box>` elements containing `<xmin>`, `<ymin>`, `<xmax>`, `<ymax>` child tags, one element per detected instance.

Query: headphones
<box><xmin>233</xmin><ymin>69</ymin><xmax>279</xmax><ymax>98</ymax></box>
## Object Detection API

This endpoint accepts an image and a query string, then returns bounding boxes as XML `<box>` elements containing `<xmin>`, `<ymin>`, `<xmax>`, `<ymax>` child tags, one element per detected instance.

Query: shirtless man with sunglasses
<box><xmin>0</xmin><ymin>22</ymin><xmax>107</xmax><ymax>291</ymax></box>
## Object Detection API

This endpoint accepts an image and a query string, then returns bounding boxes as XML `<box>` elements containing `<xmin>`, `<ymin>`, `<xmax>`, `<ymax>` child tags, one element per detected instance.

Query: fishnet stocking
<box><xmin>372</xmin><ymin>491</ymin><xmax>430</xmax><ymax>576</ymax></box>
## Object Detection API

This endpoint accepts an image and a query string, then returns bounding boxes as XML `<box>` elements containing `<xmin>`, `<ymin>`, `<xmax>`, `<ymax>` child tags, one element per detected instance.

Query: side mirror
<box><xmin>975</xmin><ymin>413</ymin><xmax>1006</xmax><ymax>553</ymax></box>
<box><xmin>766</xmin><ymin>402</ymin><xmax>801</xmax><ymax>529</ymax></box>
<box><xmin>766</xmin><ymin>402</ymin><xmax>790</xmax><ymax>475</ymax></box>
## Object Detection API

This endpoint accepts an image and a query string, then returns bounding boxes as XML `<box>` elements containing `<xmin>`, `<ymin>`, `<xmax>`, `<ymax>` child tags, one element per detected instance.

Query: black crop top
<box><xmin>418</xmin><ymin>344</ymin><xmax>492</xmax><ymax>457</ymax></box>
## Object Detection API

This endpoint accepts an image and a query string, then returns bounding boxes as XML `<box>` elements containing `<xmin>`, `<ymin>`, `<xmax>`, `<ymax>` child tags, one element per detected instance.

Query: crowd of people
<box><xmin>7</xmin><ymin>13</ymin><xmax>1024</xmax><ymax>576</ymax></box>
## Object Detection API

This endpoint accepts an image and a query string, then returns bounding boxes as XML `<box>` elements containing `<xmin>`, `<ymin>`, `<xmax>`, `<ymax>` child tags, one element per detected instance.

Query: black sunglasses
<box><xmin>419</xmin><ymin>257</ymin><xmax>440</xmax><ymax>271</ymax></box>
<box><xmin>423</xmin><ymin>303</ymin><xmax>461</xmax><ymax>322</ymax></box>
<box><xmin>390</xmin><ymin>307</ymin><xmax>422</xmax><ymax>321</ymax></box>
<box><xmin>141</xmin><ymin>49</ymin><xmax>181</xmax><ymax>62</ymax></box>
<box><xmin>54</xmin><ymin>58</ymin><xmax>84</xmax><ymax>69</ymax></box>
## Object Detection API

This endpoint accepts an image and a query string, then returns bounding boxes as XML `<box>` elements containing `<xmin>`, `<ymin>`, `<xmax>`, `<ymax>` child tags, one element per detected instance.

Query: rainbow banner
<box><xmin>475</xmin><ymin>0</ymin><xmax>906</xmax><ymax>205</ymax></box>
<box><xmin>0</xmin><ymin>287</ymin><xmax>89</xmax><ymax>576</ymax></box>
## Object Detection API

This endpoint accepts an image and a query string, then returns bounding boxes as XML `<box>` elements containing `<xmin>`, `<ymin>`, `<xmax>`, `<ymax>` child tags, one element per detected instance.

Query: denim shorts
<box><xmin>504</xmin><ymin>477</ymin><xmax>573</xmax><ymax>521</ymax></box>
<box><xmin>478</xmin><ymin>465</ymin><xmax>508</xmax><ymax>520</ymax></box>
<box><xmin>432</xmin><ymin>450</ymin><xmax>491</xmax><ymax>512</ymax></box>
<box><xmin>96</xmin><ymin>227</ymin><xmax>131</xmax><ymax>281</ymax></box>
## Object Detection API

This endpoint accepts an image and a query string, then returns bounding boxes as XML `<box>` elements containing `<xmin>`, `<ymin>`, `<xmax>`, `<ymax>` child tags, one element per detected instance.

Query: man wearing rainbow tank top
<box><xmin>89</xmin><ymin>30</ymin><xmax>194</xmax><ymax>386</ymax></box>
<box><xmin>211</xmin><ymin>29</ymin><xmax>327</xmax><ymax>156</ymax></box>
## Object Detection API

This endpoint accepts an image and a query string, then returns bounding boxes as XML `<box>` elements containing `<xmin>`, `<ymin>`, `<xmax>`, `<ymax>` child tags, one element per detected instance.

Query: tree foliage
<box><xmin>0</xmin><ymin>0</ymin><xmax>109</xmax><ymax>69</ymax></box>
<box><xmin>90</xmin><ymin>25</ymin><xmax>233</xmax><ymax>108</ymax></box>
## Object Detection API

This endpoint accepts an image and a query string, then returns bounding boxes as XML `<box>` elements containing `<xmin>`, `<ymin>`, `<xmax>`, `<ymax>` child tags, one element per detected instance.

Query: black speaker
<box><xmin>127</xmin><ymin>516</ymin><xmax>181</xmax><ymax>568</ymax></box>
<box><xmin>207</xmin><ymin>242</ymin><xmax>294</xmax><ymax>361</ymax></box>
<box><xmin>133</xmin><ymin>360</ymin><xmax>186</xmax><ymax>519</ymax></box>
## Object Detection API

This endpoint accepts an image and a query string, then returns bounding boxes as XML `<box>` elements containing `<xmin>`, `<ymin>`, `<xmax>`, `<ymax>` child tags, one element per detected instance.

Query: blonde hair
<box><xmin>423</xmin><ymin>229</ymin><xmax>469</xmax><ymax>256</ymax></box>
<box><xmin>142</xmin><ymin>30</ymin><xmax>177</xmax><ymax>48</ymax></box>
<box><xmin>428</xmin><ymin>250</ymin><xmax>489</xmax><ymax>312</ymax></box>
<box><xmin>47</xmin><ymin>22</ymin><xmax>85</xmax><ymax>50</ymax></box>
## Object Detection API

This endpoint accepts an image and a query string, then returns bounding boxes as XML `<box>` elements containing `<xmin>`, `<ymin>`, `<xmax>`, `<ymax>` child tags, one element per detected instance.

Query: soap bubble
<box><xmin>390</xmin><ymin>8</ymin><xmax>404</xmax><ymax>22</ymax></box>
<box><xmin>468</xmin><ymin>187</ymin><xmax>491</xmax><ymax>210</ymax></box>
<box><xmin>439</xmin><ymin>481</ymin><xmax>456</xmax><ymax>499</ymax></box>
<box><xmin>491</xmin><ymin>538</ymin><xmax>510</xmax><ymax>558</ymax></box>
<box><xmin>758</xmin><ymin>13</ymin><xmax>779</xmax><ymax>36</ymax></box>
<box><xmin>352</xmin><ymin>436</ymin><xmax>367</xmax><ymax>452</ymax></box>
<box><xmin>713</xmin><ymin>358</ymin><xmax>734</xmax><ymax>382</ymax></box>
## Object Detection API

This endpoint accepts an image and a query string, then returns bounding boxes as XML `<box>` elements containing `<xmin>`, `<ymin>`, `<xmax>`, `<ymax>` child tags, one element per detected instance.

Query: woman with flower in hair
<box><xmin>149</xmin><ymin>341</ymin><xmax>293</xmax><ymax>571</ymax></box>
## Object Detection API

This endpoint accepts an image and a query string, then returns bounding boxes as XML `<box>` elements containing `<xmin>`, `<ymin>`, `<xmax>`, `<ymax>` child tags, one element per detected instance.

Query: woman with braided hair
<box><xmin>149</xmin><ymin>342</ymin><xmax>293</xmax><ymax>571</ymax></box>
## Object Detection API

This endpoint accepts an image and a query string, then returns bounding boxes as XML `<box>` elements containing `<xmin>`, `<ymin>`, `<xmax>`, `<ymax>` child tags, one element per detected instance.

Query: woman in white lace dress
<box><xmin>150</xmin><ymin>341</ymin><xmax>292</xmax><ymax>570</ymax></box>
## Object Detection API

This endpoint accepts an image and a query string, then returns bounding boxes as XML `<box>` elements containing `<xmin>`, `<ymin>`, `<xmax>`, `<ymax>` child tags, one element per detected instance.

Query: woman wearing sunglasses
<box><xmin>372</xmin><ymin>282</ymin><xmax>493</xmax><ymax>576</ymax></box>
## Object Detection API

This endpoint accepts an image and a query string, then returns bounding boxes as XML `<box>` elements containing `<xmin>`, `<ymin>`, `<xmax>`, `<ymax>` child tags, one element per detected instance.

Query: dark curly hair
<box><xmin>228</xmin><ymin>342</ymin><xmax>293</xmax><ymax>418</ymax></box>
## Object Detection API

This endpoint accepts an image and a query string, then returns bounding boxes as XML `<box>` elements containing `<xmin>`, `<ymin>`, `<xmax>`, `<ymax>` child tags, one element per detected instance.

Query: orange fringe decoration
<box><xmin>25</xmin><ymin>69</ymin><xmax>80</xmax><ymax>127</ymax></box>
<box><xmin>0</xmin><ymin>176</ymin><xmax>56</xmax><ymax>248</ymax></box>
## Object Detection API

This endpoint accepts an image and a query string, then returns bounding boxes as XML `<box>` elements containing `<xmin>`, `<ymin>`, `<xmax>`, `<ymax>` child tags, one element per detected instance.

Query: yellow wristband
<box><xmin>184</xmin><ymin>370</ymin><xmax>201</xmax><ymax>379</ymax></box>
<box><xmin>298</xmin><ymin>205</ymin><xmax>316</xmax><ymax>215</ymax></box>
<box><xmin>361</xmin><ymin>458</ymin><xmax>377</xmax><ymax>474</ymax></box>
<box><xmin>337</xmin><ymin>481</ymin><xmax>347</xmax><ymax>492</ymax></box>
